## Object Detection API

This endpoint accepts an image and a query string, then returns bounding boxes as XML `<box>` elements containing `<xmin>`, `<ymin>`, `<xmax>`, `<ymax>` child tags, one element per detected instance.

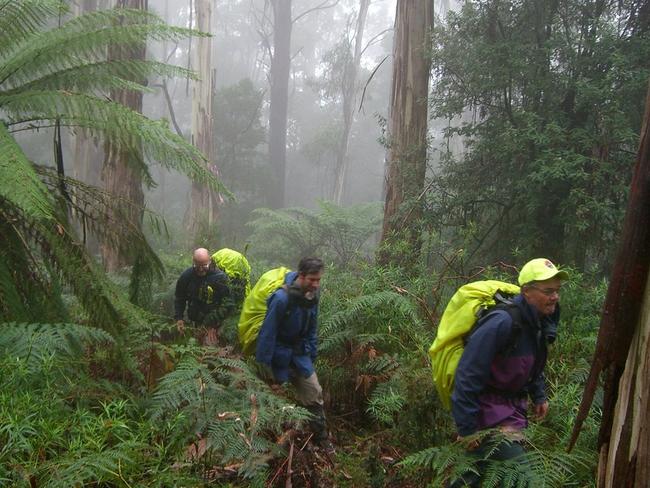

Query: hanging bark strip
<box><xmin>568</xmin><ymin>82</ymin><xmax>650</xmax><ymax>484</ymax></box>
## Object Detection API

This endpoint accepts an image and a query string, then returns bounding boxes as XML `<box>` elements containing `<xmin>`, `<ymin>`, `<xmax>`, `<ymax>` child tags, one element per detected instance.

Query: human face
<box><xmin>522</xmin><ymin>277</ymin><xmax>562</xmax><ymax>316</ymax></box>
<box><xmin>296</xmin><ymin>271</ymin><xmax>323</xmax><ymax>295</ymax></box>
<box><xmin>192</xmin><ymin>257</ymin><xmax>211</xmax><ymax>276</ymax></box>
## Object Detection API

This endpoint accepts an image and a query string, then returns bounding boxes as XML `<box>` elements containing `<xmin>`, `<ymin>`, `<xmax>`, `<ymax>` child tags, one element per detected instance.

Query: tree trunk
<box><xmin>185</xmin><ymin>0</ymin><xmax>218</xmax><ymax>240</ymax></box>
<box><xmin>268</xmin><ymin>0</ymin><xmax>291</xmax><ymax>209</ymax></box>
<box><xmin>379</xmin><ymin>0</ymin><xmax>434</xmax><ymax>265</ymax></box>
<box><xmin>333</xmin><ymin>0</ymin><xmax>370</xmax><ymax>205</ymax></box>
<box><xmin>101</xmin><ymin>0</ymin><xmax>147</xmax><ymax>272</ymax></box>
<box><xmin>569</xmin><ymin>83</ymin><xmax>650</xmax><ymax>487</ymax></box>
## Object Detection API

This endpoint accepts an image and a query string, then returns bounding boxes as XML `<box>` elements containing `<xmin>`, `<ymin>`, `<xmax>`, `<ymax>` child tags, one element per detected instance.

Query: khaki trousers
<box><xmin>290</xmin><ymin>372</ymin><xmax>324</xmax><ymax>406</ymax></box>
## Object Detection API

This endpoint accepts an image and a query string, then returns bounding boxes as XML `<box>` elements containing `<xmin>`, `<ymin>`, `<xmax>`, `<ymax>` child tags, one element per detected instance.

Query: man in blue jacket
<box><xmin>174</xmin><ymin>248</ymin><xmax>231</xmax><ymax>346</ymax></box>
<box><xmin>255</xmin><ymin>257</ymin><xmax>334</xmax><ymax>453</ymax></box>
<box><xmin>450</xmin><ymin>258</ymin><xmax>568</xmax><ymax>487</ymax></box>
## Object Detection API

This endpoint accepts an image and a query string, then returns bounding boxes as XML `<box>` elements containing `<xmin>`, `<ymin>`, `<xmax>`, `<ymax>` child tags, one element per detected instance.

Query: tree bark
<box><xmin>333</xmin><ymin>0</ymin><xmax>370</xmax><ymax>205</ymax></box>
<box><xmin>101</xmin><ymin>0</ymin><xmax>147</xmax><ymax>272</ymax></box>
<box><xmin>568</xmin><ymin>83</ymin><xmax>650</xmax><ymax>487</ymax></box>
<box><xmin>379</xmin><ymin>0</ymin><xmax>433</xmax><ymax>265</ymax></box>
<box><xmin>185</xmin><ymin>0</ymin><xmax>218</xmax><ymax>240</ymax></box>
<box><xmin>267</xmin><ymin>0</ymin><xmax>292</xmax><ymax>209</ymax></box>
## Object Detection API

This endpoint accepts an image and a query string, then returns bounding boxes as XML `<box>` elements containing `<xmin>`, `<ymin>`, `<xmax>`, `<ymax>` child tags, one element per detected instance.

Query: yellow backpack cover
<box><xmin>212</xmin><ymin>248</ymin><xmax>252</xmax><ymax>296</ymax></box>
<box><xmin>238</xmin><ymin>267</ymin><xmax>291</xmax><ymax>356</ymax></box>
<box><xmin>428</xmin><ymin>280</ymin><xmax>520</xmax><ymax>409</ymax></box>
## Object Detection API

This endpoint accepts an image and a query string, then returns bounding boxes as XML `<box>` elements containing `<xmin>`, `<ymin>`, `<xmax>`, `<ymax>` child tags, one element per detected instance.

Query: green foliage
<box><xmin>0</xmin><ymin>1</ymin><xmax>225</xmax><ymax>330</ymax></box>
<box><xmin>425</xmin><ymin>0</ymin><xmax>650</xmax><ymax>270</ymax></box>
<box><xmin>247</xmin><ymin>201</ymin><xmax>382</xmax><ymax>267</ymax></box>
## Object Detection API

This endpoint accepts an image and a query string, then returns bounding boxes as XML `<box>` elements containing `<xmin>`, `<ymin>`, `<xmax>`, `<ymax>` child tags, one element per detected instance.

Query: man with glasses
<box><xmin>450</xmin><ymin>258</ymin><xmax>568</xmax><ymax>487</ymax></box>
<box><xmin>174</xmin><ymin>248</ymin><xmax>231</xmax><ymax>346</ymax></box>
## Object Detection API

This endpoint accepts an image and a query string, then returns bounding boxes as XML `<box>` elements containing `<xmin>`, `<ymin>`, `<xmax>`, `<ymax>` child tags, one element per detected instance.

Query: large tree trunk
<box><xmin>379</xmin><ymin>0</ymin><xmax>434</xmax><ymax>265</ymax></box>
<box><xmin>267</xmin><ymin>0</ymin><xmax>291</xmax><ymax>209</ymax></box>
<box><xmin>333</xmin><ymin>0</ymin><xmax>370</xmax><ymax>205</ymax></box>
<box><xmin>101</xmin><ymin>0</ymin><xmax>147</xmax><ymax>271</ymax></box>
<box><xmin>186</xmin><ymin>0</ymin><xmax>218</xmax><ymax>240</ymax></box>
<box><xmin>569</xmin><ymin>83</ymin><xmax>650</xmax><ymax>487</ymax></box>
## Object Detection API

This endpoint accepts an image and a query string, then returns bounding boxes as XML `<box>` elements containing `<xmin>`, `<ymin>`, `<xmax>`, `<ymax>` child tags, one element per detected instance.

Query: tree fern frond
<box><xmin>0</xmin><ymin>322</ymin><xmax>114</xmax><ymax>376</ymax></box>
<box><xmin>0</xmin><ymin>122</ymin><xmax>54</xmax><ymax>219</ymax></box>
<box><xmin>0</xmin><ymin>8</ymin><xmax>204</xmax><ymax>90</ymax></box>
<box><xmin>2</xmin><ymin>91</ymin><xmax>229</xmax><ymax>196</ymax></box>
<box><xmin>10</xmin><ymin>59</ymin><xmax>195</xmax><ymax>95</ymax></box>
<box><xmin>35</xmin><ymin>166</ymin><xmax>166</xmax><ymax>280</ymax></box>
<box><xmin>0</xmin><ymin>0</ymin><xmax>64</xmax><ymax>59</ymax></box>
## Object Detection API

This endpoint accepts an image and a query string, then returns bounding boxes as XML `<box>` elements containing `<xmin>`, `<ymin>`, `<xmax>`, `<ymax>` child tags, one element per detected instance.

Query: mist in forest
<box><xmin>16</xmin><ymin>0</ymin><xmax>427</xmax><ymax>251</ymax></box>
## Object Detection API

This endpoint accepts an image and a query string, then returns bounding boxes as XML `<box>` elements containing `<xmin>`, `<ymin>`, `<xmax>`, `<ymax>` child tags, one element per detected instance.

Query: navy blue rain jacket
<box><xmin>451</xmin><ymin>294</ymin><xmax>559</xmax><ymax>436</ymax></box>
<box><xmin>255</xmin><ymin>271</ymin><xmax>319</xmax><ymax>383</ymax></box>
<box><xmin>174</xmin><ymin>267</ymin><xmax>230</xmax><ymax>323</ymax></box>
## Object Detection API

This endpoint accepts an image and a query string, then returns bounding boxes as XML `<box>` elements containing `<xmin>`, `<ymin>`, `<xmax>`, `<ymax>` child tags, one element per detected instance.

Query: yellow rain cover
<box><xmin>428</xmin><ymin>280</ymin><xmax>520</xmax><ymax>409</ymax></box>
<box><xmin>238</xmin><ymin>267</ymin><xmax>291</xmax><ymax>356</ymax></box>
<box><xmin>212</xmin><ymin>248</ymin><xmax>252</xmax><ymax>296</ymax></box>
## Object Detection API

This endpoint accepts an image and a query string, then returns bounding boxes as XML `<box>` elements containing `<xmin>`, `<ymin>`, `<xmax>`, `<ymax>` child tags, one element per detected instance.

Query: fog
<box><xmin>11</xmin><ymin>0</ymin><xmax>475</xmax><ymax>253</ymax></box>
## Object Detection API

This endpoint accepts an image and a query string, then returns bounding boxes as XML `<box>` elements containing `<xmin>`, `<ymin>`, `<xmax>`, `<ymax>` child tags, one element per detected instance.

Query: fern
<box><xmin>0</xmin><ymin>2</ymin><xmax>230</xmax><ymax>329</ymax></box>
<box><xmin>0</xmin><ymin>322</ymin><xmax>114</xmax><ymax>377</ymax></box>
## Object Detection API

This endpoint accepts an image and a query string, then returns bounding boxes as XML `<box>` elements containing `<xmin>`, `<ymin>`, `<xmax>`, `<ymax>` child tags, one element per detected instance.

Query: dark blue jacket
<box><xmin>451</xmin><ymin>294</ymin><xmax>558</xmax><ymax>436</ymax></box>
<box><xmin>255</xmin><ymin>271</ymin><xmax>319</xmax><ymax>383</ymax></box>
<box><xmin>174</xmin><ymin>267</ymin><xmax>230</xmax><ymax>323</ymax></box>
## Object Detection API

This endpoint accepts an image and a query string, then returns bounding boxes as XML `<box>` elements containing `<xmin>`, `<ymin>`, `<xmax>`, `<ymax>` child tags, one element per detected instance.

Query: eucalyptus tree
<box><xmin>0</xmin><ymin>1</ymin><xmax>223</xmax><ymax>330</ymax></box>
<box><xmin>333</xmin><ymin>0</ymin><xmax>370</xmax><ymax>205</ymax></box>
<box><xmin>186</xmin><ymin>0</ymin><xmax>218</xmax><ymax>239</ymax></box>
<box><xmin>379</xmin><ymin>0</ymin><xmax>434</xmax><ymax>265</ymax></box>
<box><xmin>102</xmin><ymin>0</ymin><xmax>148</xmax><ymax>271</ymax></box>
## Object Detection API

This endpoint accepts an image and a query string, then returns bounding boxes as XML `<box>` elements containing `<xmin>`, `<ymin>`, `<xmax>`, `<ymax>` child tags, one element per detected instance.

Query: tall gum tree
<box><xmin>186</xmin><ymin>0</ymin><xmax>218</xmax><ymax>238</ymax></box>
<box><xmin>379</xmin><ymin>0</ymin><xmax>433</xmax><ymax>265</ymax></box>
<box><xmin>101</xmin><ymin>0</ymin><xmax>148</xmax><ymax>271</ymax></box>
<box><xmin>333</xmin><ymin>0</ymin><xmax>370</xmax><ymax>205</ymax></box>
<box><xmin>268</xmin><ymin>0</ymin><xmax>292</xmax><ymax>209</ymax></box>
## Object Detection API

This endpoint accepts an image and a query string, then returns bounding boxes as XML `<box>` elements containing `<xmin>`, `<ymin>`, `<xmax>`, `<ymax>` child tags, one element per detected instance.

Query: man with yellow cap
<box><xmin>450</xmin><ymin>258</ymin><xmax>568</xmax><ymax>487</ymax></box>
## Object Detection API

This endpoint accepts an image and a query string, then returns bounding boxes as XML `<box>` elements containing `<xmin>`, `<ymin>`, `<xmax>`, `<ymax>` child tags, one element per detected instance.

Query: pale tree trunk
<box><xmin>101</xmin><ymin>0</ymin><xmax>147</xmax><ymax>272</ymax></box>
<box><xmin>186</xmin><ymin>0</ymin><xmax>217</xmax><ymax>239</ymax></box>
<box><xmin>379</xmin><ymin>0</ymin><xmax>433</xmax><ymax>265</ymax></box>
<box><xmin>72</xmin><ymin>0</ymin><xmax>109</xmax><ymax>254</ymax></box>
<box><xmin>268</xmin><ymin>0</ymin><xmax>291</xmax><ymax>209</ymax></box>
<box><xmin>333</xmin><ymin>0</ymin><xmax>370</xmax><ymax>205</ymax></box>
<box><xmin>569</xmin><ymin>83</ymin><xmax>650</xmax><ymax>487</ymax></box>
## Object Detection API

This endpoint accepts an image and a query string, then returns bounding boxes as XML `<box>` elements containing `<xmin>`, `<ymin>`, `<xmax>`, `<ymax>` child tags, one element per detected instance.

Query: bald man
<box><xmin>174</xmin><ymin>248</ymin><xmax>230</xmax><ymax>345</ymax></box>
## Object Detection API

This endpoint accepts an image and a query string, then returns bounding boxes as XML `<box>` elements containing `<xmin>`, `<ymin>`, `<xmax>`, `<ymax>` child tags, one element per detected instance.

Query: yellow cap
<box><xmin>518</xmin><ymin>258</ymin><xmax>569</xmax><ymax>286</ymax></box>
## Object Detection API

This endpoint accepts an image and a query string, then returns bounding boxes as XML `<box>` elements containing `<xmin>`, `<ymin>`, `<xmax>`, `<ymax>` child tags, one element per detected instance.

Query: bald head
<box><xmin>193</xmin><ymin>248</ymin><xmax>210</xmax><ymax>261</ymax></box>
<box><xmin>192</xmin><ymin>248</ymin><xmax>211</xmax><ymax>275</ymax></box>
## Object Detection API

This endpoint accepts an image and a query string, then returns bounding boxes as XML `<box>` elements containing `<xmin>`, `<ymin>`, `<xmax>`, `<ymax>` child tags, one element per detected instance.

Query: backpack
<box><xmin>428</xmin><ymin>280</ymin><xmax>521</xmax><ymax>409</ymax></box>
<box><xmin>212</xmin><ymin>248</ymin><xmax>252</xmax><ymax>296</ymax></box>
<box><xmin>238</xmin><ymin>267</ymin><xmax>291</xmax><ymax>356</ymax></box>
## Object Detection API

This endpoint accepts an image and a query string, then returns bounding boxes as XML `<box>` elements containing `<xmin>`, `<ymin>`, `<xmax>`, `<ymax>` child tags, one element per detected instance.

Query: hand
<box><xmin>176</xmin><ymin>319</ymin><xmax>185</xmax><ymax>335</ymax></box>
<box><xmin>456</xmin><ymin>433</ymin><xmax>480</xmax><ymax>451</ymax></box>
<box><xmin>533</xmin><ymin>400</ymin><xmax>549</xmax><ymax>421</ymax></box>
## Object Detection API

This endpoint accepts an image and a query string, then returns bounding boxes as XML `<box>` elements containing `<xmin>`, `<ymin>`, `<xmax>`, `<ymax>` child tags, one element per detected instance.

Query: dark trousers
<box><xmin>449</xmin><ymin>437</ymin><xmax>529</xmax><ymax>488</ymax></box>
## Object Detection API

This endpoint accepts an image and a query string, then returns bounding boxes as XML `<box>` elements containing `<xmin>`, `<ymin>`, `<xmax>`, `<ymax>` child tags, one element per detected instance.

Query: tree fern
<box><xmin>0</xmin><ymin>2</ymin><xmax>229</xmax><ymax>328</ymax></box>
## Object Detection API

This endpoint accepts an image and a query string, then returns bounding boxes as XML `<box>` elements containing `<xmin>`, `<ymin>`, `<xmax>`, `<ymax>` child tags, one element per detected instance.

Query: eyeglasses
<box><xmin>529</xmin><ymin>285</ymin><xmax>561</xmax><ymax>297</ymax></box>
<box><xmin>193</xmin><ymin>263</ymin><xmax>210</xmax><ymax>269</ymax></box>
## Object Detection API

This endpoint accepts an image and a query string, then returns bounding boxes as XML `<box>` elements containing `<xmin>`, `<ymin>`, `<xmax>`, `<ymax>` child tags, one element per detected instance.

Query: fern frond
<box><xmin>10</xmin><ymin>59</ymin><xmax>196</xmax><ymax>95</ymax></box>
<box><xmin>0</xmin><ymin>8</ymin><xmax>204</xmax><ymax>90</ymax></box>
<box><xmin>2</xmin><ymin>91</ymin><xmax>228</xmax><ymax>195</ymax></box>
<box><xmin>0</xmin><ymin>0</ymin><xmax>64</xmax><ymax>59</ymax></box>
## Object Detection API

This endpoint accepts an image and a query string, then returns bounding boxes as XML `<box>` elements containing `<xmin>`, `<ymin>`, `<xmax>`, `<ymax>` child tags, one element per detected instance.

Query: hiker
<box><xmin>450</xmin><ymin>258</ymin><xmax>568</xmax><ymax>487</ymax></box>
<box><xmin>174</xmin><ymin>248</ymin><xmax>231</xmax><ymax>346</ymax></box>
<box><xmin>255</xmin><ymin>257</ymin><xmax>335</xmax><ymax>453</ymax></box>
<box><xmin>211</xmin><ymin>248</ymin><xmax>251</xmax><ymax>309</ymax></box>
